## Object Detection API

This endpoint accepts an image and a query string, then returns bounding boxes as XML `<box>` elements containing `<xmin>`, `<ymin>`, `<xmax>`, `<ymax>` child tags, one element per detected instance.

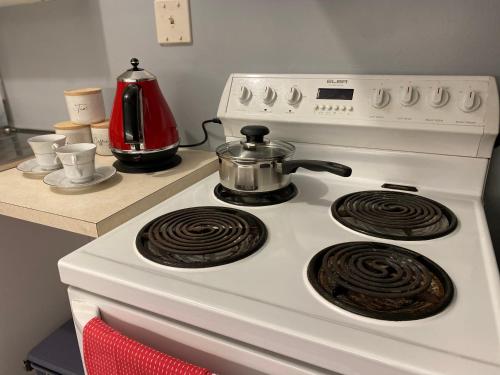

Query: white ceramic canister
<box><xmin>54</xmin><ymin>121</ymin><xmax>92</xmax><ymax>145</ymax></box>
<box><xmin>90</xmin><ymin>120</ymin><xmax>112</xmax><ymax>156</ymax></box>
<box><xmin>64</xmin><ymin>87</ymin><xmax>105</xmax><ymax>125</ymax></box>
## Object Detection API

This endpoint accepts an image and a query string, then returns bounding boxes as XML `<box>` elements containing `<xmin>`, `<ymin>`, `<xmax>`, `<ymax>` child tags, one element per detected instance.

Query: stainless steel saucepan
<box><xmin>215</xmin><ymin>125</ymin><xmax>352</xmax><ymax>193</ymax></box>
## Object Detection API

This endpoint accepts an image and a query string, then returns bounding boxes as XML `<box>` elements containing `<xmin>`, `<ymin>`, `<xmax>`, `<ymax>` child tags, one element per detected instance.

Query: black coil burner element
<box><xmin>136</xmin><ymin>206</ymin><xmax>267</xmax><ymax>268</ymax></box>
<box><xmin>332</xmin><ymin>191</ymin><xmax>458</xmax><ymax>241</ymax></box>
<box><xmin>307</xmin><ymin>242</ymin><xmax>454</xmax><ymax>321</ymax></box>
<box><xmin>214</xmin><ymin>183</ymin><xmax>298</xmax><ymax>206</ymax></box>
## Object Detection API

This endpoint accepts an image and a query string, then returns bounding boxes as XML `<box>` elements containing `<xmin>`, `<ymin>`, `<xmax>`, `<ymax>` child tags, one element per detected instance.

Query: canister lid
<box><xmin>53</xmin><ymin>121</ymin><xmax>90</xmax><ymax>130</ymax></box>
<box><xmin>216</xmin><ymin>125</ymin><xmax>295</xmax><ymax>161</ymax></box>
<box><xmin>117</xmin><ymin>58</ymin><xmax>156</xmax><ymax>82</ymax></box>
<box><xmin>91</xmin><ymin>120</ymin><xmax>109</xmax><ymax>129</ymax></box>
<box><xmin>64</xmin><ymin>88</ymin><xmax>102</xmax><ymax>96</ymax></box>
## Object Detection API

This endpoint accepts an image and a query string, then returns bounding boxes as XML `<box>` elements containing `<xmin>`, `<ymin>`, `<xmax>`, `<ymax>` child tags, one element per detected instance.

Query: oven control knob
<box><xmin>459</xmin><ymin>89</ymin><xmax>481</xmax><ymax>112</ymax></box>
<box><xmin>371</xmin><ymin>88</ymin><xmax>390</xmax><ymax>109</ymax></box>
<box><xmin>400</xmin><ymin>85</ymin><xmax>419</xmax><ymax>106</ymax></box>
<box><xmin>262</xmin><ymin>86</ymin><xmax>277</xmax><ymax>105</ymax></box>
<box><xmin>238</xmin><ymin>85</ymin><xmax>252</xmax><ymax>103</ymax></box>
<box><xmin>286</xmin><ymin>87</ymin><xmax>302</xmax><ymax>105</ymax></box>
<box><xmin>428</xmin><ymin>87</ymin><xmax>449</xmax><ymax>108</ymax></box>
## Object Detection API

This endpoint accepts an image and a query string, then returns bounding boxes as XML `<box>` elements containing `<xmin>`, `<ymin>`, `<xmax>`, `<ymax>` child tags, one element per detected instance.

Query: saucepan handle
<box><xmin>281</xmin><ymin>160</ymin><xmax>352</xmax><ymax>177</ymax></box>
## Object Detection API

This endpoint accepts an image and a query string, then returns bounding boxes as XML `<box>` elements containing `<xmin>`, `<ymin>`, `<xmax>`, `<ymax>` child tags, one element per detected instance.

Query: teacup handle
<box><xmin>71</xmin><ymin>154</ymin><xmax>83</xmax><ymax>177</ymax></box>
<box><xmin>51</xmin><ymin>143</ymin><xmax>61</xmax><ymax>166</ymax></box>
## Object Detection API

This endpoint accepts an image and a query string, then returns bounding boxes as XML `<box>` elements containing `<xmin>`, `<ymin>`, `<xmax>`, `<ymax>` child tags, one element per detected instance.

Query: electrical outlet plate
<box><xmin>154</xmin><ymin>0</ymin><xmax>192</xmax><ymax>45</ymax></box>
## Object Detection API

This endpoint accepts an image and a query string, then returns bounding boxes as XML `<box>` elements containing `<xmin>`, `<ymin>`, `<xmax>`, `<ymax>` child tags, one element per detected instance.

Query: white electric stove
<box><xmin>59</xmin><ymin>74</ymin><xmax>500</xmax><ymax>375</ymax></box>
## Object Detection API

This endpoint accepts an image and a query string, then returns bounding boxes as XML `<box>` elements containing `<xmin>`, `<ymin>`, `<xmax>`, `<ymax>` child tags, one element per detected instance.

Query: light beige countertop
<box><xmin>0</xmin><ymin>149</ymin><xmax>218</xmax><ymax>237</ymax></box>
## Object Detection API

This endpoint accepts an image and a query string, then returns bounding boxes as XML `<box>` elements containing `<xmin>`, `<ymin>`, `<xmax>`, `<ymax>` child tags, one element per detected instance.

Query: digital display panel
<box><xmin>317</xmin><ymin>88</ymin><xmax>354</xmax><ymax>100</ymax></box>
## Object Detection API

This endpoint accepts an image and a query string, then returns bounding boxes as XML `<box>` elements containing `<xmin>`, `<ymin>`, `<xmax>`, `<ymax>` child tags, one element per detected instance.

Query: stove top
<box><xmin>136</xmin><ymin>206</ymin><xmax>267</xmax><ymax>268</ymax></box>
<box><xmin>332</xmin><ymin>190</ymin><xmax>458</xmax><ymax>241</ymax></box>
<box><xmin>59</xmin><ymin>168</ymin><xmax>500</xmax><ymax>374</ymax></box>
<box><xmin>307</xmin><ymin>241</ymin><xmax>454</xmax><ymax>321</ymax></box>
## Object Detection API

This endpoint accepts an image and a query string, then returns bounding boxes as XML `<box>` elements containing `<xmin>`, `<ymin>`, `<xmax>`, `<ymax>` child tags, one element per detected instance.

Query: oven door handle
<box><xmin>72</xmin><ymin>300</ymin><xmax>100</xmax><ymax>334</ymax></box>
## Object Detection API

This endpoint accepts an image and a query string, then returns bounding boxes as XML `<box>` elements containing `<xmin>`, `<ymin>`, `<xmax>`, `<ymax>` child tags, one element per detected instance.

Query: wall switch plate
<box><xmin>154</xmin><ymin>0</ymin><xmax>192</xmax><ymax>45</ymax></box>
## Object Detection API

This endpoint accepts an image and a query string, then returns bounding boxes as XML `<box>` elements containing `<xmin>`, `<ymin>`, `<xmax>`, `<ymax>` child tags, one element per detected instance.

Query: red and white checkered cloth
<box><xmin>83</xmin><ymin>317</ymin><xmax>212</xmax><ymax>375</ymax></box>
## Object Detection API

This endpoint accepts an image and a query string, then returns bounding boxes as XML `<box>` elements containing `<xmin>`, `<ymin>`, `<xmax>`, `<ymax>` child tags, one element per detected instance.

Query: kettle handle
<box><xmin>122</xmin><ymin>83</ymin><xmax>143</xmax><ymax>148</ymax></box>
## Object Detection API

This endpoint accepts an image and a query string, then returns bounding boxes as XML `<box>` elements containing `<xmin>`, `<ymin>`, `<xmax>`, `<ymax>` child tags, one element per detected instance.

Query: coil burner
<box><xmin>136</xmin><ymin>206</ymin><xmax>267</xmax><ymax>268</ymax></box>
<box><xmin>214</xmin><ymin>183</ymin><xmax>298</xmax><ymax>206</ymax></box>
<box><xmin>307</xmin><ymin>242</ymin><xmax>454</xmax><ymax>321</ymax></box>
<box><xmin>331</xmin><ymin>191</ymin><xmax>458</xmax><ymax>241</ymax></box>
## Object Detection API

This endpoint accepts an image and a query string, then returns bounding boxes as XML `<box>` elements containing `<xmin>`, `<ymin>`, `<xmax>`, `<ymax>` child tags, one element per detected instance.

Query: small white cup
<box><xmin>56</xmin><ymin>143</ymin><xmax>97</xmax><ymax>183</ymax></box>
<box><xmin>28</xmin><ymin>134</ymin><xmax>66</xmax><ymax>170</ymax></box>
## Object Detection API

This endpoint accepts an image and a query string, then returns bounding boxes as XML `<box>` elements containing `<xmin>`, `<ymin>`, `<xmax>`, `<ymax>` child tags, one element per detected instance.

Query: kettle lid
<box><xmin>117</xmin><ymin>58</ymin><xmax>156</xmax><ymax>82</ymax></box>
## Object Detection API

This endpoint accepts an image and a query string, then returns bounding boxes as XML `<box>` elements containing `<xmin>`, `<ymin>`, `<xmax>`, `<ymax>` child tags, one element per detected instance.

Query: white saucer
<box><xmin>17</xmin><ymin>158</ymin><xmax>61</xmax><ymax>176</ymax></box>
<box><xmin>43</xmin><ymin>166</ymin><xmax>117</xmax><ymax>189</ymax></box>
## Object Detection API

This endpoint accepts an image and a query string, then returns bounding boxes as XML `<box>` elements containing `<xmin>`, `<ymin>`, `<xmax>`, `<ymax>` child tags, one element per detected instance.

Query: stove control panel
<box><xmin>223</xmin><ymin>75</ymin><xmax>494</xmax><ymax>125</ymax></box>
<box><xmin>218</xmin><ymin>74</ymin><xmax>498</xmax><ymax>158</ymax></box>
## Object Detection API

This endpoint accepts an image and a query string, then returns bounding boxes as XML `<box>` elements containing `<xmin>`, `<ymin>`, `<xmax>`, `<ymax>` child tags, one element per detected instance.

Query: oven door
<box><xmin>69</xmin><ymin>287</ymin><xmax>335</xmax><ymax>375</ymax></box>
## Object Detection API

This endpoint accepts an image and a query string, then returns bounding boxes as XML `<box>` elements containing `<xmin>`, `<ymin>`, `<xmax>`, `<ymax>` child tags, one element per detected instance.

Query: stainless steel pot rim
<box><xmin>215</xmin><ymin>139</ymin><xmax>295</xmax><ymax>161</ymax></box>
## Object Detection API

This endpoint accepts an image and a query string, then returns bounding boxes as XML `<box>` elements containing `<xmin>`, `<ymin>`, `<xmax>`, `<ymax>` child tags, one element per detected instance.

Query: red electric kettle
<box><xmin>109</xmin><ymin>58</ymin><xmax>180</xmax><ymax>172</ymax></box>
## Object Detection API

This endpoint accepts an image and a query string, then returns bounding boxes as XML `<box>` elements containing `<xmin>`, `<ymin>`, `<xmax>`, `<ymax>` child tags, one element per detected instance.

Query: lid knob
<box><xmin>130</xmin><ymin>58</ymin><xmax>141</xmax><ymax>71</ymax></box>
<box><xmin>241</xmin><ymin>125</ymin><xmax>269</xmax><ymax>143</ymax></box>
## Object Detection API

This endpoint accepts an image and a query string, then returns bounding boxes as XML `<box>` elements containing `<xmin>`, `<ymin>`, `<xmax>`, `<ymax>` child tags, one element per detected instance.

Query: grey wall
<box><xmin>1</xmin><ymin>0</ymin><xmax>500</xmax><ymax>146</ymax></box>
<box><xmin>0</xmin><ymin>215</ymin><xmax>91</xmax><ymax>375</ymax></box>
<box><xmin>0</xmin><ymin>1</ymin><xmax>500</xmax><ymax>372</ymax></box>
<box><xmin>0</xmin><ymin>0</ymin><xmax>113</xmax><ymax>130</ymax></box>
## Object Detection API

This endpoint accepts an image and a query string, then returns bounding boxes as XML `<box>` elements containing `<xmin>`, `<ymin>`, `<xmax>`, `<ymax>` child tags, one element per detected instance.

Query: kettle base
<box><xmin>113</xmin><ymin>154</ymin><xmax>182</xmax><ymax>173</ymax></box>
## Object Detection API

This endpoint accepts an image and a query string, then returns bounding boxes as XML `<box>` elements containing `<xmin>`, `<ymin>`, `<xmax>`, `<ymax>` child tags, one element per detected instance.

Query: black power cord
<box><xmin>179</xmin><ymin>118</ymin><xmax>222</xmax><ymax>148</ymax></box>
